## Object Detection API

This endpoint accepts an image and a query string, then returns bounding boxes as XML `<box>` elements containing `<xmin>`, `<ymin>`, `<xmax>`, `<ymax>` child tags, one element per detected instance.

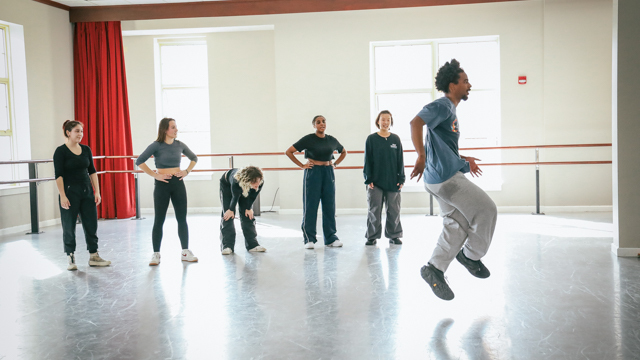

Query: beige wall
<box><xmin>0</xmin><ymin>0</ymin><xmax>74</xmax><ymax>231</ymax></box>
<box><xmin>0</xmin><ymin>0</ymin><xmax>615</xmax><ymax>231</ymax></box>
<box><xmin>122</xmin><ymin>0</ymin><xmax>613</xmax><ymax>213</ymax></box>
<box><xmin>612</xmin><ymin>0</ymin><xmax>640</xmax><ymax>255</ymax></box>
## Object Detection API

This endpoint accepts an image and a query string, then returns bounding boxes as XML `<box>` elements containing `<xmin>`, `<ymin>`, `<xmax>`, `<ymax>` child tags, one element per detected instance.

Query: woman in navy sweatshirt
<box><xmin>363</xmin><ymin>110</ymin><xmax>405</xmax><ymax>246</ymax></box>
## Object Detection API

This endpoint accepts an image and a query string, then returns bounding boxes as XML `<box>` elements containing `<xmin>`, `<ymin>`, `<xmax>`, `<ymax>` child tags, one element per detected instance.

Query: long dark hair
<box><xmin>156</xmin><ymin>117</ymin><xmax>175</xmax><ymax>143</ymax></box>
<box><xmin>62</xmin><ymin>120</ymin><xmax>83</xmax><ymax>138</ymax></box>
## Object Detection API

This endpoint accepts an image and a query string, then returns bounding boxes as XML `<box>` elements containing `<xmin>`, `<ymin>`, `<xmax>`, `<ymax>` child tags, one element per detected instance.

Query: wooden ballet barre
<box><xmin>0</xmin><ymin>143</ymin><xmax>613</xmax><ymax>166</ymax></box>
<box><xmin>94</xmin><ymin>143</ymin><xmax>613</xmax><ymax>160</ymax></box>
<box><xmin>93</xmin><ymin>160</ymin><xmax>613</xmax><ymax>175</ymax></box>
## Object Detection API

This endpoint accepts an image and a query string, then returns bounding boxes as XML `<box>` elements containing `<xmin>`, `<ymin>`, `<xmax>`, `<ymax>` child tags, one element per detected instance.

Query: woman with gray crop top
<box><xmin>136</xmin><ymin>117</ymin><xmax>199</xmax><ymax>266</ymax></box>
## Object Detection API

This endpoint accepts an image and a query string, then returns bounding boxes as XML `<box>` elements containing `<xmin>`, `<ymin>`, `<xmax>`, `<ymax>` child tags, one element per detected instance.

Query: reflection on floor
<box><xmin>0</xmin><ymin>212</ymin><xmax>638</xmax><ymax>359</ymax></box>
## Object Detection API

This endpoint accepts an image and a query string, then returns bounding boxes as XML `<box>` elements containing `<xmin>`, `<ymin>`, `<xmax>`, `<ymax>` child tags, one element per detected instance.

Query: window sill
<box><xmin>0</xmin><ymin>184</ymin><xmax>29</xmax><ymax>196</ymax></box>
<box><xmin>184</xmin><ymin>174</ymin><xmax>212</xmax><ymax>181</ymax></box>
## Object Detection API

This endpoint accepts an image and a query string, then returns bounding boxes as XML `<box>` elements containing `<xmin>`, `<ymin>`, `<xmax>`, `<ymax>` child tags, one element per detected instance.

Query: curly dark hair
<box><xmin>435</xmin><ymin>59</ymin><xmax>464</xmax><ymax>93</ymax></box>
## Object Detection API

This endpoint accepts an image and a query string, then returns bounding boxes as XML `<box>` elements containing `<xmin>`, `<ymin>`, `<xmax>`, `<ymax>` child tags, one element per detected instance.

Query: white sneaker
<box><xmin>67</xmin><ymin>253</ymin><xmax>77</xmax><ymax>271</ymax></box>
<box><xmin>89</xmin><ymin>252</ymin><xmax>111</xmax><ymax>266</ymax></box>
<box><xmin>249</xmin><ymin>245</ymin><xmax>266</xmax><ymax>252</ymax></box>
<box><xmin>327</xmin><ymin>240</ymin><xmax>343</xmax><ymax>247</ymax></box>
<box><xmin>181</xmin><ymin>249</ymin><xmax>198</xmax><ymax>262</ymax></box>
<box><xmin>304</xmin><ymin>242</ymin><xmax>315</xmax><ymax>249</ymax></box>
<box><xmin>149</xmin><ymin>252</ymin><xmax>161</xmax><ymax>266</ymax></box>
<box><xmin>221</xmin><ymin>248</ymin><xmax>233</xmax><ymax>255</ymax></box>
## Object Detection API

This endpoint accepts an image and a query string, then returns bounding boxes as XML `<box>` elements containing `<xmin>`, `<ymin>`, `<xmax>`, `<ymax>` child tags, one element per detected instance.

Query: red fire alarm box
<box><xmin>518</xmin><ymin>76</ymin><xmax>527</xmax><ymax>85</ymax></box>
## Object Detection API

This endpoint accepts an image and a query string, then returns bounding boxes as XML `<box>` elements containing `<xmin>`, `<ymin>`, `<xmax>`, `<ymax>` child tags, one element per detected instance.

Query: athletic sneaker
<box><xmin>221</xmin><ymin>248</ymin><xmax>233</xmax><ymax>255</ymax></box>
<box><xmin>249</xmin><ymin>245</ymin><xmax>266</xmax><ymax>252</ymax></box>
<box><xmin>389</xmin><ymin>238</ymin><xmax>403</xmax><ymax>245</ymax></box>
<box><xmin>149</xmin><ymin>252</ymin><xmax>161</xmax><ymax>266</ymax></box>
<box><xmin>327</xmin><ymin>240</ymin><xmax>343</xmax><ymax>247</ymax></box>
<box><xmin>67</xmin><ymin>253</ymin><xmax>77</xmax><ymax>271</ymax></box>
<box><xmin>365</xmin><ymin>239</ymin><xmax>377</xmax><ymax>246</ymax></box>
<box><xmin>304</xmin><ymin>242</ymin><xmax>315</xmax><ymax>249</ymax></box>
<box><xmin>420</xmin><ymin>263</ymin><xmax>454</xmax><ymax>301</ymax></box>
<box><xmin>88</xmin><ymin>252</ymin><xmax>111</xmax><ymax>267</ymax></box>
<box><xmin>181</xmin><ymin>249</ymin><xmax>198</xmax><ymax>262</ymax></box>
<box><xmin>455</xmin><ymin>249</ymin><xmax>490</xmax><ymax>278</ymax></box>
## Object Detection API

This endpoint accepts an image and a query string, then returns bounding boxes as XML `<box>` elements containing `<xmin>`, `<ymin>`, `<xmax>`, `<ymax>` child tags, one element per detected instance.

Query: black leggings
<box><xmin>152</xmin><ymin>176</ymin><xmax>189</xmax><ymax>252</ymax></box>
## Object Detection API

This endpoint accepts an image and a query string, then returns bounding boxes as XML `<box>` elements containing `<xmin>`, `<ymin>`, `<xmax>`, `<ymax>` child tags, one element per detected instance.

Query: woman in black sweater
<box><xmin>363</xmin><ymin>110</ymin><xmax>405</xmax><ymax>246</ymax></box>
<box><xmin>285</xmin><ymin>115</ymin><xmax>347</xmax><ymax>249</ymax></box>
<box><xmin>219</xmin><ymin>166</ymin><xmax>265</xmax><ymax>254</ymax></box>
<box><xmin>54</xmin><ymin>120</ymin><xmax>111</xmax><ymax>270</ymax></box>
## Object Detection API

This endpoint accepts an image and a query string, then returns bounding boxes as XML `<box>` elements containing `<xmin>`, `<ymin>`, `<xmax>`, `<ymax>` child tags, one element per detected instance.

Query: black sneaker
<box><xmin>420</xmin><ymin>263</ymin><xmax>454</xmax><ymax>301</ymax></box>
<box><xmin>365</xmin><ymin>239</ymin><xmax>377</xmax><ymax>246</ymax></box>
<box><xmin>389</xmin><ymin>238</ymin><xmax>403</xmax><ymax>245</ymax></box>
<box><xmin>455</xmin><ymin>249</ymin><xmax>490</xmax><ymax>278</ymax></box>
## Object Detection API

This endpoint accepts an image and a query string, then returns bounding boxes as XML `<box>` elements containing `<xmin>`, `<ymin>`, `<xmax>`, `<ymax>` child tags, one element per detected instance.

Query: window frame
<box><xmin>154</xmin><ymin>36</ymin><xmax>212</xmax><ymax>180</ymax></box>
<box><xmin>370</xmin><ymin>36</ymin><xmax>502</xmax><ymax>192</ymax></box>
<box><xmin>0</xmin><ymin>21</ymin><xmax>31</xmax><ymax>192</ymax></box>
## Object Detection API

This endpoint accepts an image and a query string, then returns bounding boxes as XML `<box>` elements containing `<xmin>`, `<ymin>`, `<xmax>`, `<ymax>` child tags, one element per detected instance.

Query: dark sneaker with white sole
<box><xmin>365</xmin><ymin>239</ymin><xmax>377</xmax><ymax>246</ymax></box>
<box><xmin>420</xmin><ymin>263</ymin><xmax>454</xmax><ymax>301</ymax></box>
<box><xmin>455</xmin><ymin>249</ymin><xmax>490</xmax><ymax>278</ymax></box>
<box><xmin>389</xmin><ymin>238</ymin><xmax>403</xmax><ymax>245</ymax></box>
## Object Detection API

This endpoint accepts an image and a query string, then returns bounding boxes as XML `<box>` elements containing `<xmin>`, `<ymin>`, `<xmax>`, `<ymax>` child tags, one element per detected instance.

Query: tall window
<box><xmin>0</xmin><ymin>22</ymin><xmax>31</xmax><ymax>190</ymax></box>
<box><xmin>155</xmin><ymin>38</ymin><xmax>211</xmax><ymax>179</ymax></box>
<box><xmin>371</xmin><ymin>37</ymin><xmax>501</xmax><ymax>191</ymax></box>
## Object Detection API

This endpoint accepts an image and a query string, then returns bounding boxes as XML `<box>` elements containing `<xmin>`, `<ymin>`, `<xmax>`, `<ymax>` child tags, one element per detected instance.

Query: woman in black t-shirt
<box><xmin>363</xmin><ymin>110</ymin><xmax>405</xmax><ymax>246</ymax></box>
<box><xmin>285</xmin><ymin>115</ymin><xmax>348</xmax><ymax>249</ymax></box>
<box><xmin>53</xmin><ymin>120</ymin><xmax>111</xmax><ymax>270</ymax></box>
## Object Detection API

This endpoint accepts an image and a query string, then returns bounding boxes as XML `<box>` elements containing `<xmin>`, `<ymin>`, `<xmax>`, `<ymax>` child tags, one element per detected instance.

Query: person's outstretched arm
<box><xmin>410</xmin><ymin>116</ymin><xmax>426</xmax><ymax>182</ymax></box>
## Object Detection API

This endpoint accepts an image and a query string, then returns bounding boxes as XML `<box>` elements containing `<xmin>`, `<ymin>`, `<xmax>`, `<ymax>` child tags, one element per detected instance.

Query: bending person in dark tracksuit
<box><xmin>285</xmin><ymin>115</ymin><xmax>348</xmax><ymax>249</ymax></box>
<box><xmin>54</xmin><ymin>120</ymin><xmax>111</xmax><ymax>271</ymax></box>
<box><xmin>219</xmin><ymin>166</ymin><xmax>266</xmax><ymax>255</ymax></box>
<box><xmin>363</xmin><ymin>110</ymin><xmax>405</xmax><ymax>246</ymax></box>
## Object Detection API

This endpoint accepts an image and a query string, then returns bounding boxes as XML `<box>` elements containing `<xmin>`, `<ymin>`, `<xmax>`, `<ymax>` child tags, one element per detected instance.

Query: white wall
<box><xmin>0</xmin><ymin>0</ymin><xmax>614</xmax><ymax>231</ymax></box>
<box><xmin>122</xmin><ymin>0</ymin><xmax>613</xmax><ymax>213</ymax></box>
<box><xmin>0</xmin><ymin>0</ymin><xmax>74</xmax><ymax>231</ymax></box>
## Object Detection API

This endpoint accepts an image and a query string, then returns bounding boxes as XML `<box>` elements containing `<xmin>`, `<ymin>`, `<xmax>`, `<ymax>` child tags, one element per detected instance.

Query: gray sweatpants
<box><xmin>365</xmin><ymin>186</ymin><xmax>403</xmax><ymax>240</ymax></box>
<box><xmin>424</xmin><ymin>172</ymin><xmax>497</xmax><ymax>272</ymax></box>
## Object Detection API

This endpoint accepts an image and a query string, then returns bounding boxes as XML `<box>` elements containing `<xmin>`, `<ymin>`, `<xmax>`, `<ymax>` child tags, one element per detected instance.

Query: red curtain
<box><xmin>74</xmin><ymin>21</ymin><xmax>136</xmax><ymax>219</ymax></box>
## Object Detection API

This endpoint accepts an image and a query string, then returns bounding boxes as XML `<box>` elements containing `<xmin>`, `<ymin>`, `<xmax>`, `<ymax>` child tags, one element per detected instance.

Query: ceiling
<box><xmin>51</xmin><ymin>0</ymin><xmax>227</xmax><ymax>6</ymax></box>
<box><xmin>35</xmin><ymin>0</ymin><xmax>524</xmax><ymax>23</ymax></box>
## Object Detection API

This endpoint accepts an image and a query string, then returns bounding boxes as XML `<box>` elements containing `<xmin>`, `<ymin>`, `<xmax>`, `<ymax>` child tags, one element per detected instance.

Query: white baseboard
<box><xmin>3</xmin><ymin>206</ymin><xmax>612</xmax><ymax>236</ymax></box>
<box><xmin>502</xmin><ymin>205</ymin><xmax>613</xmax><ymax>213</ymax></box>
<box><xmin>0</xmin><ymin>218</ymin><xmax>61</xmax><ymax>236</ymax></box>
<box><xmin>141</xmin><ymin>206</ymin><xmax>281</xmax><ymax>215</ymax></box>
<box><xmin>278</xmin><ymin>206</ymin><xmax>613</xmax><ymax>216</ymax></box>
<box><xmin>611</xmin><ymin>244</ymin><xmax>640</xmax><ymax>257</ymax></box>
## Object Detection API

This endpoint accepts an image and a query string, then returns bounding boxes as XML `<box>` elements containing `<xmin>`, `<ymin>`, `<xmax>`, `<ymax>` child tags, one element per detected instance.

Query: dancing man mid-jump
<box><xmin>410</xmin><ymin>59</ymin><xmax>497</xmax><ymax>301</ymax></box>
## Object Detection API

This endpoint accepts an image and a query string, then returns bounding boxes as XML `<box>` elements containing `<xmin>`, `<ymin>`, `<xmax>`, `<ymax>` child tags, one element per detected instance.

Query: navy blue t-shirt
<box><xmin>292</xmin><ymin>134</ymin><xmax>344</xmax><ymax>161</ymax></box>
<box><xmin>416</xmin><ymin>96</ymin><xmax>470</xmax><ymax>184</ymax></box>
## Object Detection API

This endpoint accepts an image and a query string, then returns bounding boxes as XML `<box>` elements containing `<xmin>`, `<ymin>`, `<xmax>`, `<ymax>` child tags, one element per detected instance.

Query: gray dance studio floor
<box><xmin>0</xmin><ymin>212</ymin><xmax>638</xmax><ymax>360</ymax></box>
